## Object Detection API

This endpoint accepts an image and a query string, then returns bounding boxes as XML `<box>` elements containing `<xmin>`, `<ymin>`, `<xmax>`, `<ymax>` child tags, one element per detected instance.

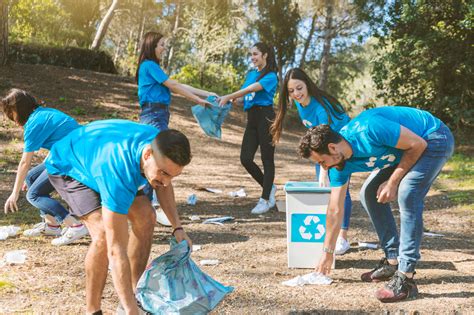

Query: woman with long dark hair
<box><xmin>271</xmin><ymin>68</ymin><xmax>353</xmax><ymax>255</ymax></box>
<box><xmin>219</xmin><ymin>42</ymin><xmax>278</xmax><ymax>214</ymax></box>
<box><xmin>136</xmin><ymin>31</ymin><xmax>214</xmax><ymax>225</ymax></box>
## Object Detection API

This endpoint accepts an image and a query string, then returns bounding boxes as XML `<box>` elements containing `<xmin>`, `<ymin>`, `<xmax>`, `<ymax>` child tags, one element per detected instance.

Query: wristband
<box><xmin>323</xmin><ymin>246</ymin><xmax>334</xmax><ymax>254</ymax></box>
<box><xmin>172</xmin><ymin>227</ymin><xmax>184</xmax><ymax>236</ymax></box>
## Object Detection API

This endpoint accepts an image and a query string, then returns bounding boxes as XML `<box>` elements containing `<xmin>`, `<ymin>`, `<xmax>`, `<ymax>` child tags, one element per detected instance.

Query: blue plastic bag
<box><xmin>191</xmin><ymin>96</ymin><xmax>232</xmax><ymax>139</ymax></box>
<box><xmin>136</xmin><ymin>239</ymin><xmax>233</xmax><ymax>314</ymax></box>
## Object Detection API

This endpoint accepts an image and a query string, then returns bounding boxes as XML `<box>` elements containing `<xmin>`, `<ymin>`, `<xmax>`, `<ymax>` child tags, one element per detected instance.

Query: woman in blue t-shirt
<box><xmin>1</xmin><ymin>89</ymin><xmax>88</xmax><ymax>245</ymax></box>
<box><xmin>136</xmin><ymin>31</ymin><xmax>214</xmax><ymax>225</ymax></box>
<box><xmin>270</xmin><ymin>68</ymin><xmax>353</xmax><ymax>255</ymax></box>
<box><xmin>218</xmin><ymin>43</ymin><xmax>278</xmax><ymax>215</ymax></box>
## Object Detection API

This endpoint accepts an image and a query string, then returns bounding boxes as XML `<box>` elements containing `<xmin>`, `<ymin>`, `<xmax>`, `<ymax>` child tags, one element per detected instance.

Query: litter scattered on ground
<box><xmin>3</xmin><ymin>250</ymin><xmax>27</xmax><ymax>265</ymax></box>
<box><xmin>205</xmin><ymin>188</ymin><xmax>223</xmax><ymax>194</ymax></box>
<box><xmin>187</xmin><ymin>194</ymin><xmax>197</xmax><ymax>205</ymax></box>
<box><xmin>192</xmin><ymin>245</ymin><xmax>202</xmax><ymax>251</ymax></box>
<box><xmin>202</xmin><ymin>216</ymin><xmax>234</xmax><ymax>225</ymax></box>
<box><xmin>228</xmin><ymin>188</ymin><xmax>246</xmax><ymax>198</ymax></box>
<box><xmin>189</xmin><ymin>215</ymin><xmax>201</xmax><ymax>221</ymax></box>
<box><xmin>424</xmin><ymin>232</ymin><xmax>445</xmax><ymax>237</ymax></box>
<box><xmin>200</xmin><ymin>259</ymin><xmax>219</xmax><ymax>266</ymax></box>
<box><xmin>358</xmin><ymin>242</ymin><xmax>378</xmax><ymax>249</ymax></box>
<box><xmin>0</xmin><ymin>226</ymin><xmax>21</xmax><ymax>240</ymax></box>
<box><xmin>281</xmin><ymin>272</ymin><xmax>333</xmax><ymax>287</ymax></box>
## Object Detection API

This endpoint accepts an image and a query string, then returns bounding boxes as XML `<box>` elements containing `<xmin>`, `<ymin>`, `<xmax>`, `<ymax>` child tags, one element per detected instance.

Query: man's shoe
<box><xmin>251</xmin><ymin>198</ymin><xmax>271</xmax><ymax>214</ymax></box>
<box><xmin>375</xmin><ymin>271</ymin><xmax>418</xmax><ymax>303</ymax></box>
<box><xmin>155</xmin><ymin>207</ymin><xmax>172</xmax><ymax>226</ymax></box>
<box><xmin>51</xmin><ymin>224</ymin><xmax>89</xmax><ymax>246</ymax></box>
<box><xmin>335</xmin><ymin>237</ymin><xmax>350</xmax><ymax>255</ymax></box>
<box><xmin>269</xmin><ymin>185</ymin><xmax>277</xmax><ymax>208</ymax></box>
<box><xmin>23</xmin><ymin>222</ymin><xmax>61</xmax><ymax>237</ymax></box>
<box><xmin>361</xmin><ymin>258</ymin><xmax>397</xmax><ymax>282</ymax></box>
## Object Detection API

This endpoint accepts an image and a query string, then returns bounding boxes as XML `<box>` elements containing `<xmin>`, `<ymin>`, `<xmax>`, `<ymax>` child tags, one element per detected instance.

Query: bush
<box><xmin>172</xmin><ymin>63</ymin><xmax>242</xmax><ymax>96</ymax></box>
<box><xmin>8</xmin><ymin>43</ymin><xmax>117</xmax><ymax>74</ymax></box>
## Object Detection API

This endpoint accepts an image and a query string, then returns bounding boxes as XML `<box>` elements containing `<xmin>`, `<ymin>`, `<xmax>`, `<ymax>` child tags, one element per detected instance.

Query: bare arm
<box><xmin>102</xmin><ymin>207</ymin><xmax>139</xmax><ymax>315</ymax></box>
<box><xmin>377</xmin><ymin>126</ymin><xmax>427</xmax><ymax>203</ymax></box>
<box><xmin>163</xmin><ymin>79</ymin><xmax>211</xmax><ymax>107</ymax></box>
<box><xmin>155</xmin><ymin>183</ymin><xmax>192</xmax><ymax>246</ymax></box>
<box><xmin>218</xmin><ymin>82</ymin><xmax>263</xmax><ymax>106</ymax></box>
<box><xmin>4</xmin><ymin>151</ymin><xmax>34</xmax><ymax>213</ymax></box>
<box><xmin>181</xmin><ymin>84</ymin><xmax>217</xmax><ymax>98</ymax></box>
<box><xmin>316</xmin><ymin>182</ymin><xmax>348</xmax><ymax>274</ymax></box>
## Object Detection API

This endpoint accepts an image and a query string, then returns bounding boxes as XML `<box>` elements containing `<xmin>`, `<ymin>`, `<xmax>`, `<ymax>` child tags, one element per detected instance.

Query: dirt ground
<box><xmin>0</xmin><ymin>63</ymin><xmax>473</xmax><ymax>314</ymax></box>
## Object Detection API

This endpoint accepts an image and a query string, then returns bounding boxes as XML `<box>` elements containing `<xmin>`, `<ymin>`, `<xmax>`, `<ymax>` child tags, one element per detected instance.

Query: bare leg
<box><xmin>127</xmin><ymin>195</ymin><xmax>156</xmax><ymax>290</ymax></box>
<box><xmin>82</xmin><ymin>210</ymin><xmax>108</xmax><ymax>314</ymax></box>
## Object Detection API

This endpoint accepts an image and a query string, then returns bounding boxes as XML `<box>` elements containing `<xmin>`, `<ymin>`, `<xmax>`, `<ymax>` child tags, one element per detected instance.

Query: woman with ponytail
<box><xmin>218</xmin><ymin>42</ymin><xmax>278</xmax><ymax>215</ymax></box>
<box><xmin>271</xmin><ymin>68</ymin><xmax>352</xmax><ymax>255</ymax></box>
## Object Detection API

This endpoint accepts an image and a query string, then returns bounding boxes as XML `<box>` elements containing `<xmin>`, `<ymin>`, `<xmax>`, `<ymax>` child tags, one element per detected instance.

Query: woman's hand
<box><xmin>218</xmin><ymin>95</ymin><xmax>232</xmax><ymax>107</ymax></box>
<box><xmin>4</xmin><ymin>193</ymin><xmax>20</xmax><ymax>214</ymax></box>
<box><xmin>174</xmin><ymin>228</ymin><xmax>193</xmax><ymax>249</ymax></box>
<box><xmin>316</xmin><ymin>252</ymin><xmax>334</xmax><ymax>275</ymax></box>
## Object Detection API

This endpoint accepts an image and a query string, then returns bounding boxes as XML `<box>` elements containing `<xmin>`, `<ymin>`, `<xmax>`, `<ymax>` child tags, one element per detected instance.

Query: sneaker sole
<box><xmin>377</xmin><ymin>290</ymin><xmax>418</xmax><ymax>303</ymax></box>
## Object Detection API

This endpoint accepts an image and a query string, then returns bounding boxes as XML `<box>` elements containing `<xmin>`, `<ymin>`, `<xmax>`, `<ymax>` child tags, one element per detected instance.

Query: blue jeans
<box><xmin>316</xmin><ymin>164</ymin><xmax>352</xmax><ymax>230</ymax></box>
<box><xmin>139</xmin><ymin>102</ymin><xmax>170</xmax><ymax>206</ymax></box>
<box><xmin>25</xmin><ymin>163</ymin><xmax>70</xmax><ymax>223</ymax></box>
<box><xmin>359</xmin><ymin>123</ymin><xmax>454</xmax><ymax>273</ymax></box>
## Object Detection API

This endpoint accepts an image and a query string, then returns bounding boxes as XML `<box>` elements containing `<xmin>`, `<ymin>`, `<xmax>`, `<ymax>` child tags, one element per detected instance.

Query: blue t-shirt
<box><xmin>138</xmin><ymin>60</ymin><xmax>171</xmax><ymax>106</ymax></box>
<box><xmin>241</xmin><ymin>70</ymin><xmax>278</xmax><ymax>111</ymax></box>
<box><xmin>45</xmin><ymin>120</ymin><xmax>159</xmax><ymax>214</ymax></box>
<box><xmin>329</xmin><ymin>106</ymin><xmax>441</xmax><ymax>187</ymax></box>
<box><xmin>295</xmin><ymin>96</ymin><xmax>350</xmax><ymax>131</ymax></box>
<box><xmin>23</xmin><ymin>107</ymin><xmax>80</xmax><ymax>153</ymax></box>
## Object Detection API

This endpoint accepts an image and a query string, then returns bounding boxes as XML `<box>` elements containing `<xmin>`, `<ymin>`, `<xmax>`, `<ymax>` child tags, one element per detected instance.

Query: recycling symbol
<box><xmin>298</xmin><ymin>215</ymin><xmax>325</xmax><ymax>241</ymax></box>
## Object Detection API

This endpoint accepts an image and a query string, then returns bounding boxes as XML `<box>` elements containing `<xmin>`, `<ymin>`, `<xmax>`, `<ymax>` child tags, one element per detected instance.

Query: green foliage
<box><xmin>256</xmin><ymin>0</ymin><xmax>300</xmax><ymax>78</ymax></box>
<box><xmin>371</xmin><ymin>0</ymin><xmax>473</xmax><ymax>131</ymax></box>
<box><xmin>172</xmin><ymin>63</ymin><xmax>242</xmax><ymax>96</ymax></box>
<box><xmin>71</xmin><ymin>107</ymin><xmax>86</xmax><ymax>116</ymax></box>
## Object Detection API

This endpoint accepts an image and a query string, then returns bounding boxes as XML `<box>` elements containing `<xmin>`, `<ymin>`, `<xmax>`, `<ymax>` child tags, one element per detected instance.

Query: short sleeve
<box><xmin>329</xmin><ymin>168</ymin><xmax>349</xmax><ymax>187</ymax></box>
<box><xmin>146</xmin><ymin>62</ymin><xmax>169</xmax><ymax>84</ymax></box>
<box><xmin>23</xmin><ymin>124</ymin><xmax>50</xmax><ymax>152</ymax></box>
<box><xmin>258</xmin><ymin>72</ymin><xmax>278</xmax><ymax>93</ymax></box>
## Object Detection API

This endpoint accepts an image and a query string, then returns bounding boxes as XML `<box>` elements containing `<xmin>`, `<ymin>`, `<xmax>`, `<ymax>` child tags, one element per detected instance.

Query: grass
<box><xmin>438</xmin><ymin>153</ymin><xmax>474</xmax><ymax>207</ymax></box>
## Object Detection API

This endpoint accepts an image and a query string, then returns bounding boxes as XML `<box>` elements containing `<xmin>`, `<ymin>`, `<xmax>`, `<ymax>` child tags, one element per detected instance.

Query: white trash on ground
<box><xmin>187</xmin><ymin>194</ymin><xmax>197</xmax><ymax>205</ymax></box>
<box><xmin>0</xmin><ymin>226</ymin><xmax>21</xmax><ymax>240</ymax></box>
<box><xmin>4</xmin><ymin>250</ymin><xmax>27</xmax><ymax>264</ymax></box>
<box><xmin>202</xmin><ymin>216</ymin><xmax>234</xmax><ymax>225</ymax></box>
<box><xmin>281</xmin><ymin>272</ymin><xmax>333</xmax><ymax>287</ymax></box>
<box><xmin>189</xmin><ymin>215</ymin><xmax>201</xmax><ymax>221</ymax></box>
<box><xmin>228</xmin><ymin>188</ymin><xmax>246</xmax><ymax>198</ymax></box>
<box><xmin>424</xmin><ymin>232</ymin><xmax>445</xmax><ymax>237</ymax></box>
<box><xmin>205</xmin><ymin>188</ymin><xmax>223</xmax><ymax>194</ymax></box>
<box><xmin>358</xmin><ymin>242</ymin><xmax>378</xmax><ymax>249</ymax></box>
<box><xmin>200</xmin><ymin>259</ymin><xmax>219</xmax><ymax>266</ymax></box>
<box><xmin>192</xmin><ymin>245</ymin><xmax>202</xmax><ymax>251</ymax></box>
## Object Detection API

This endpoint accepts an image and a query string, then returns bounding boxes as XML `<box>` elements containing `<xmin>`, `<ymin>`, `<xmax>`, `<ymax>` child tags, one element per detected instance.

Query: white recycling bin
<box><xmin>284</xmin><ymin>181</ymin><xmax>334</xmax><ymax>269</ymax></box>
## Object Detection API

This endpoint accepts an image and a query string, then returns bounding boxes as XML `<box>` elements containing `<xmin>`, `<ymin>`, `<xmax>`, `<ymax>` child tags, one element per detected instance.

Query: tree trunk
<box><xmin>0</xmin><ymin>0</ymin><xmax>8</xmax><ymax>66</ymax></box>
<box><xmin>134</xmin><ymin>0</ymin><xmax>146</xmax><ymax>55</ymax></box>
<box><xmin>165</xmin><ymin>0</ymin><xmax>181</xmax><ymax>70</ymax></box>
<box><xmin>299</xmin><ymin>12</ymin><xmax>317</xmax><ymax>68</ymax></box>
<box><xmin>319</xmin><ymin>0</ymin><xmax>334</xmax><ymax>90</ymax></box>
<box><xmin>90</xmin><ymin>0</ymin><xmax>119</xmax><ymax>50</ymax></box>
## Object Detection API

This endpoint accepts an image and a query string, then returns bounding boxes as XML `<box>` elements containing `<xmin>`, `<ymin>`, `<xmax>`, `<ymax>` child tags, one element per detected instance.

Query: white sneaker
<box><xmin>335</xmin><ymin>237</ymin><xmax>350</xmax><ymax>255</ymax></box>
<box><xmin>251</xmin><ymin>198</ymin><xmax>271</xmax><ymax>215</ymax></box>
<box><xmin>155</xmin><ymin>207</ymin><xmax>172</xmax><ymax>226</ymax></box>
<box><xmin>51</xmin><ymin>224</ymin><xmax>89</xmax><ymax>246</ymax></box>
<box><xmin>23</xmin><ymin>222</ymin><xmax>61</xmax><ymax>237</ymax></box>
<box><xmin>269</xmin><ymin>184</ymin><xmax>277</xmax><ymax>208</ymax></box>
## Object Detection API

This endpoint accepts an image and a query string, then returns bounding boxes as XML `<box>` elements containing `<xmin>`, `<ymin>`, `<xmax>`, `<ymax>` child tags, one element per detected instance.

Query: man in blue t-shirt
<box><xmin>45</xmin><ymin>120</ymin><xmax>192</xmax><ymax>314</ymax></box>
<box><xmin>298</xmin><ymin>106</ymin><xmax>454</xmax><ymax>303</ymax></box>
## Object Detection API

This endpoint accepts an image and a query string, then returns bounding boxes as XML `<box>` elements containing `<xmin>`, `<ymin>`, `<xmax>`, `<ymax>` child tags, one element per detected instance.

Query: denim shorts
<box><xmin>139</xmin><ymin>102</ymin><xmax>170</xmax><ymax>133</ymax></box>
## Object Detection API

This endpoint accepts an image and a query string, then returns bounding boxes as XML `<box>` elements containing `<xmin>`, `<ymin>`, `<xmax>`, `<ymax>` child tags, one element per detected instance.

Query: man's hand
<box><xmin>377</xmin><ymin>180</ymin><xmax>398</xmax><ymax>203</ymax></box>
<box><xmin>174</xmin><ymin>228</ymin><xmax>192</xmax><ymax>249</ymax></box>
<box><xmin>316</xmin><ymin>252</ymin><xmax>334</xmax><ymax>275</ymax></box>
<box><xmin>198</xmin><ymin>98</ymin><xmax>212</xmax><ymax>108</ymax></box>
<box><xmin>4</xmin><ymin>193</ymin><xmax>19</xmax><ymax>214</ymax></box>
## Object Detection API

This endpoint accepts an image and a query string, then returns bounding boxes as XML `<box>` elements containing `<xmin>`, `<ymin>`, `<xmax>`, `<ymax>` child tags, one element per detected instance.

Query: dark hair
<box><xmin>154</xmin><ymin>129</ymin><xmax>192</xmax><ymax>166</ymax></box>
<box><xmin>135</xmin><ymin>31</ymin><xmax>165</xmax><ymax>84</ymax></box>
<box><xmin>253</xmin><ymin>42</ymin><xmax>278</xmax><ymax>82</ymax></box>
<box><xmin>271</xmin><ymin>68</ymin><xmax>346</xmax><ymax>145</ymax></box>
<box><xmin>298</xmin><ymin>125</ymin><xmax>343</xmax><ymax>158</ymax></box>
<box><xmin>1</xmin><ymin>89</ymin><xmax>39</xmax><ymax>126</ymax></box>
